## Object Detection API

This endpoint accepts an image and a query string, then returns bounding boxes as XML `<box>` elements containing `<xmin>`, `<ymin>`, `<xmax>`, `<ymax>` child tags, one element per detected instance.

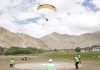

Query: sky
<box><xmin>0</xmin><ymin>0</ymin><xmax>100</xmax><ymax>38</ymax></box>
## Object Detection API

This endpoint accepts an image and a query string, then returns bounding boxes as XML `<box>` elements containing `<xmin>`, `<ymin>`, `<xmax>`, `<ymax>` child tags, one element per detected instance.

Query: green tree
<box><xmin>5</xmin><ymin>47</ymin><xmax>32</xmax><ymax>55</ymax></box>
<box><xmin>91</xmin><ymin>45</ymin><xmax>100</xmax><ymax>48</ymax></box>
<box><xmin>75</xmin><ymin>47</ymin><xmax>81</xmax><ymax>52</ymax></box>
<box><xmin>0</xmin><ymin>47</ymin><xmax>4</xmax><ymax>55</ymax></box>
<box><xmin>5</xmin><ymin>47</ymin><xmax>44</xmax><ymax>55</ymax></box>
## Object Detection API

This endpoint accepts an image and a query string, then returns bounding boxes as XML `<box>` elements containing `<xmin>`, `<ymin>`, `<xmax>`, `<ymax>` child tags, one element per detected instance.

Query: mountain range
<box><xmin>0</xmin><ymin>27</ymin><xmax>47</xmax><ymax>49</ymax></box>
<box><xmin>40</xmin><ymin>32</ymin><xmax>100</xmax><ymax>50</ymax></box>
<box><xmin>0</xmin><ymin>27</ymin><xmax>100</xmax><ymax>50</ymax></box>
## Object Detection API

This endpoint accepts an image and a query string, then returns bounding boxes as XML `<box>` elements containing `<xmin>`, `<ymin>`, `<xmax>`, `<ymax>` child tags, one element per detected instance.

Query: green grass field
<box><xmin>39</xmin><ymin>51</ymin><xmax>100</xmax><ymax>61</ymax></box>
<box><xmin>0</xmin><ymin>51</ymin><xmax>100</xmax><ymax>62</ymax></box>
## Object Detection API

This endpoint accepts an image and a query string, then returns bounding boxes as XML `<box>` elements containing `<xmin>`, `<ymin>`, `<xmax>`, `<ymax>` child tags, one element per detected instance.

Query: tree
<box><xmin>0</xmin><ymin>47</ymin><xmax>4</xmax><ymax>55</ymax></box>
<box><xmin>91</xmin><ymin>45</ymin><xmax>100</xmax><ymax>48</ymax></box>
<box><xmin>5</xmin><ymin>47</ymin><xmax>32</xmax><ymax>55</ymax></box>
<box><xmin>5</xmin><ymin>47</ymin><xmax>44</xmax><ymax>55</ymax></box>
<box><xmin>75</xmin><ymin>47</ymin><xmax>81</xmax><ymax>52</ymax></box>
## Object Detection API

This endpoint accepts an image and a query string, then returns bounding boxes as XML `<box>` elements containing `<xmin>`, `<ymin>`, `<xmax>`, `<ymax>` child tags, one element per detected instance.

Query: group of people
<box><xmin>9</xmin><ymin>54</ymin><xmax>81</xmax><ymax>70</ymax></box>
<box><xmin>9</xmin><ymin>55</ymin><xmax>27</xmax><ymax>67</ymax></box>
<box><xmin>46</xmin><ymin>54</ymin><xmax>81</xmax><ymax>70</ymax></box>
<box><xmin>9</xmin><ymin>58</ymin><xmax>55</xmax><ymax>69</ymax></box>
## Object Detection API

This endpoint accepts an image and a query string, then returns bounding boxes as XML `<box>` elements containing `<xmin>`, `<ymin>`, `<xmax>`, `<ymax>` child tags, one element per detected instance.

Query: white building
<box><xmin>92</xmin><ymin>47</ymin><xmax>100</xmax><ymax>52</ymax></box>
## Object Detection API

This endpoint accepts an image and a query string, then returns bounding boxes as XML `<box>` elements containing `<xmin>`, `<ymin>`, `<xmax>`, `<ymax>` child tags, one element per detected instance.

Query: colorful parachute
<box><xmin>37</xmin><ymin>4</ymin><xmax>57</xmax><ymax>12</ymax></box>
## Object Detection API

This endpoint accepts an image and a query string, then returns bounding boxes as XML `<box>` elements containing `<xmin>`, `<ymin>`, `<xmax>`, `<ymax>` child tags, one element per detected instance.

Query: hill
<box><xmin>40</xmin><ymin>32</ymin><xmax>100</xmax><ymax>50</ymax></box>
<box><xmin>0</xmin><ymin>27</ymin><xmax>100</xmax><ymax>50</ymax></box>
<box><xmin>0</xmin><ymin>27</ymin><xmax>47</xmax><ymax>49</ymax></box>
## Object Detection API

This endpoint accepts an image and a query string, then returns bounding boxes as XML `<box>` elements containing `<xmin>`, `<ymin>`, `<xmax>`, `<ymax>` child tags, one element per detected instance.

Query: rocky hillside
<box><xmin>40</xmin><ymin>32</ymin><xmax>100</xmax><ymax>50</ymax></box>
<box><xmin>0</xmin><ymin>27</ymin><xmax>47</xmax><ymax>49</ymax></box>
<box><xmin>1</xmin><ymin>27</ymin><xmax>100</xmax><ymax>50</ymax></box>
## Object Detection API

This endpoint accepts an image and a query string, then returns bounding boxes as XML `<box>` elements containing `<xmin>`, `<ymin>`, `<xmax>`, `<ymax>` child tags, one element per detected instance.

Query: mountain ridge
<box><xmin>40</xmin><ymin>32</ymin><xmax>100</xmax><ymax>49</ymax></box>
<box><xmin>0</xmin><ymin>27</ymin><xmax>100</xmax><ymax>50</ymax></box>
<box><xmin>0</xmin><ymin>27</ymin><xmax>47</xmax><ymax>49</ymax></box>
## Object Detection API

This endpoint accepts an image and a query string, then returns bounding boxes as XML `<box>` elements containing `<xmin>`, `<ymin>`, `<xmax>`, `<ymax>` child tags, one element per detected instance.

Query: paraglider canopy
<box><xmin>37</xmin><ymin>4</ymin><xmax>57</xmax><ymax>22</ymax></box>
<box><xmin>37</xmin><ymin>4</ymin><xmax>57</xmax><ymax>12</ymax></box>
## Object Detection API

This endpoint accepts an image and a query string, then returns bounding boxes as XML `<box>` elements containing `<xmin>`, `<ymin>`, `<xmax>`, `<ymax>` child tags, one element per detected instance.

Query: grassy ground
<box><xmin>0</xmin><ymin>51</ymin><xmax>100</xmax><ymax>70</ymax></box>
<box><xmin>39</xmin><ymin>51</ymin><xmax>100</xmax><ymax>61</ymax></box>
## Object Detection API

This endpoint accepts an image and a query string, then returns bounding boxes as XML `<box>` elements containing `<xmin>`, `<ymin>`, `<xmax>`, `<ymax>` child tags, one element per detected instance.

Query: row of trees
<box><xmin>0</xmin><ymin>47</ymin><xmax>44</xmax><ymax>55</ymax></box>
<box><xmin>0</xmin><ymin>45</ymin><xmax>100</xmax><ymax>55</ymax></box>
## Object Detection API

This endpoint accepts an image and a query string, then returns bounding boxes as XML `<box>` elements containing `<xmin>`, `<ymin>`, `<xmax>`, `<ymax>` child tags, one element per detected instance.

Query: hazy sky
<box><xmin>0</xmin><ymin>0</ymin><xmax>100</xmax><ymax>38</ymax></box>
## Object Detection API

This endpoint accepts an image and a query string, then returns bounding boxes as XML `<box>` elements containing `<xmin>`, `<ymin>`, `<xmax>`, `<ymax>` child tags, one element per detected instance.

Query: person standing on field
<box><xmin>46</xmin><ymin>59</ymin><xmax>56</xmax><ymax>70</ymax></box>
<box><xmin>77</xmin><ymin>54</ymin><xmax>81</xmax><ymax>64</ymax></box>
<box><xmin>74</xmin><ymin>56</ymin><xmax>80</xmax><ymax>69</ymax></box>
<box><xmin>9</xmin><ymin>58</ymin><xmax>15</xmax><ymax>67</ymax></box>
<box><xmin>24</xmin><ymin>54</ymin><xmax>27</xmax><ymax>61</ymax></box>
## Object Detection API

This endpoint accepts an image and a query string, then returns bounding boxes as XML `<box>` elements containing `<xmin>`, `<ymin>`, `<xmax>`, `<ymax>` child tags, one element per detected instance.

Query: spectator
<box><xmin>9</xmin><ymin>58</ymin><xmax>15</xmax><ymax>67</ymax></box>
<box><xmin>74</xmin><ymin>55</ymin><xmax>80</xmax><ymax>69</ymax></box>
<box><xmin>46</xmin><ymin>59</ymin><xmax>56</xmax><ymax>70</ymax></box>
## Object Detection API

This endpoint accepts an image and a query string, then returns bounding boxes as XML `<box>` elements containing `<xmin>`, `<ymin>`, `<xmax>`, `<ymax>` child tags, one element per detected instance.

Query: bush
<box><xmin>36</xmin><ymin>48</ymin><xmax>44</xmax><ymax>53</ymax></box>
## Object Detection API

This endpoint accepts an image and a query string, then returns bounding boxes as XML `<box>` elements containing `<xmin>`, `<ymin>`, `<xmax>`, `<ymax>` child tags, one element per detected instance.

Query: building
<box><xmin>92</xmin><ymin>47</ymin><xmax>100</xmax><ymax>52</ymax></box>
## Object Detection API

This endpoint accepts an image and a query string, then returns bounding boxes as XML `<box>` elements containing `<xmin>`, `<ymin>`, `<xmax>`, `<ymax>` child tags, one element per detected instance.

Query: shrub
<box><xmin>36</xmin><ymin>48</ymin><xmax>44</xmax><ymax>53</ymax></box>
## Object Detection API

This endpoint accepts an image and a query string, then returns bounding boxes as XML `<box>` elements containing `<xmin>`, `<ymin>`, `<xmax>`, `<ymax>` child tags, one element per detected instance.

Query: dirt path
<box><xmin>14</xmin><ymin>62</ymin><xmax>78</xmax><ymax>70</ymax></box>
